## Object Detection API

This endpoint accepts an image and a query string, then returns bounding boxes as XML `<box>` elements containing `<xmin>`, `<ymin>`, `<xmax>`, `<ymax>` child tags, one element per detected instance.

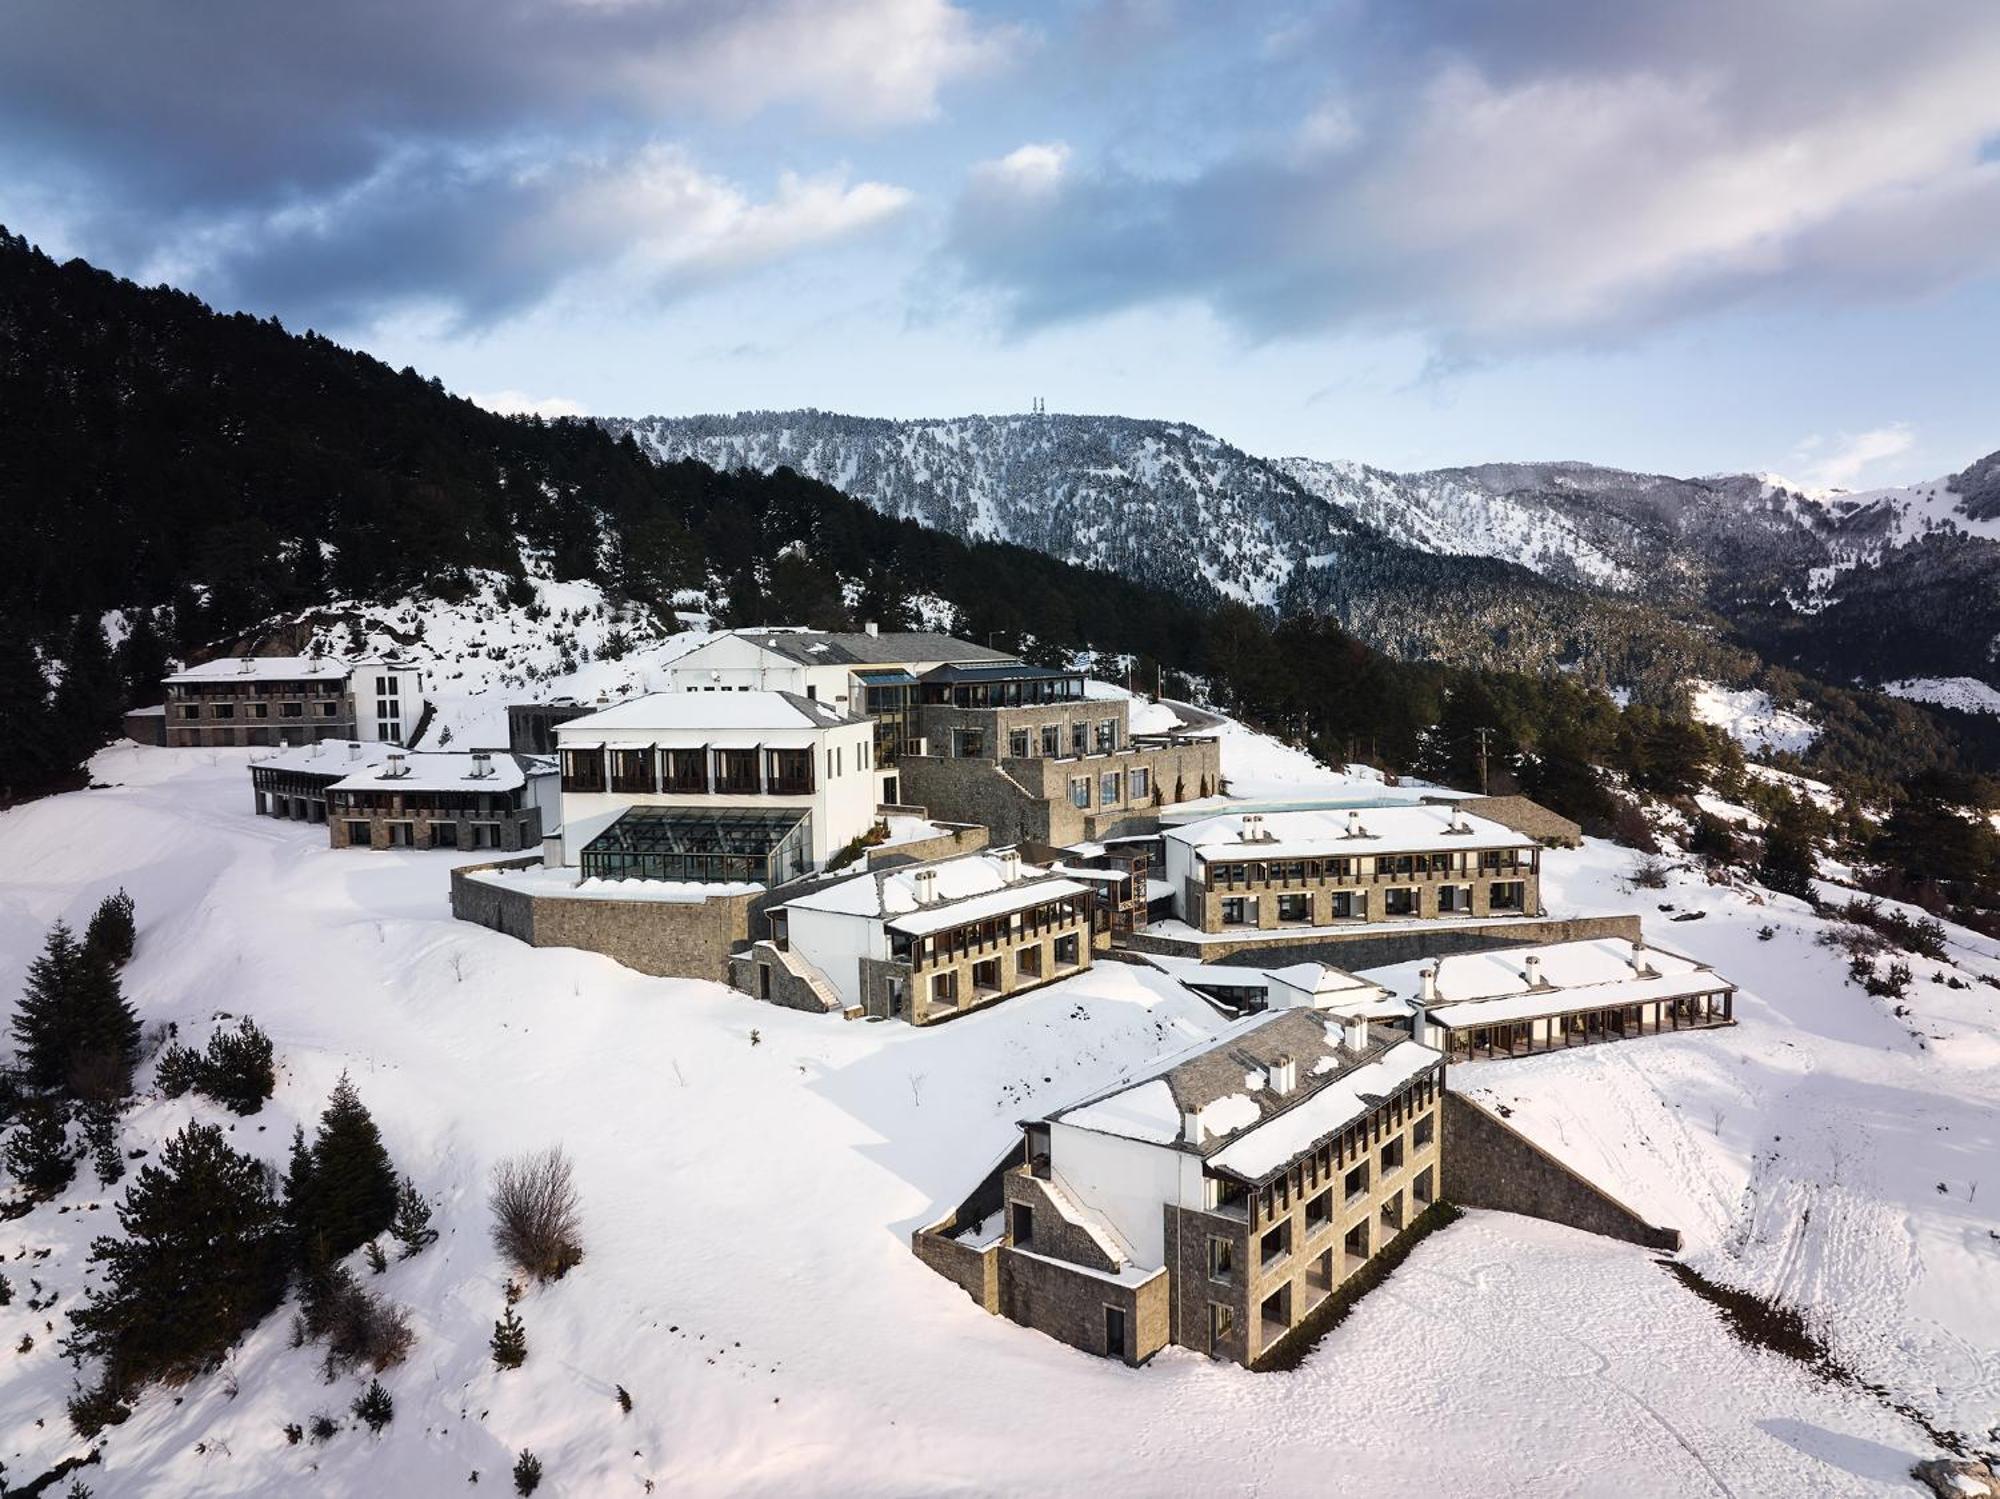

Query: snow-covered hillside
<box><xmin>2</xmin><ymin>740</ymin><xmax>1991</xmax><ymax>1494</ymax></box>
<box><xmin>1689</xmin><ymin>681</ymin><xmax>1819</xmax><ymax>757</ymax></box>
<box><xmin>3</xmin><ymin>673</ymin><xmax>1996</xmax><ymax>1493</ymax></box>
<box><xmin>1884</xmin><ymin>677</ymin><xmax>2000</xmax><ymax>718</ymax></box>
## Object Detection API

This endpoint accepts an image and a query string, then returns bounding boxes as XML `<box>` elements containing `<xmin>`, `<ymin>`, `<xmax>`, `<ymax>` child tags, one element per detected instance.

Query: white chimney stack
<box><xmin>1419</xmin><ymin>964</ymin><xmax>1437</xmax><ymax>1003</ymax></box>
<box><xmin>913</xmin><ymin>868</ymin><xmax>937</xmax><ymax>906</ymax></box>
<box><xmin>348</xmin><ymin>742</ymin><xmax>361</xmax><ymax>761</ymax></box>
<box><xmin>238</xmin><ymin>655</ymin><xmax>256</xmax><ymax>674</ymax></box>
<box><xmin>997</xmin><ymin>850</ymin><xmax>1022</xmax><ymax>883</ymax></box>
<box><xmin>1239</xmin><ymin>813</ymin><xmax>1264</xmax><ymax>843</ymax></box>
<box><xmin>1182</xmin><ymin>1108</ymin><xmax>1205</xmax><ymax>1146</ymax></box>
<box><xmin>1524</xmin><ymin>954</ymin><xmax>1542</xmax><ymax>987</ymax></box>
<box><xmin>865</xmin><ymin>621</ymin><xmax>879</xmax><ymax>638</ymax></box>
<box><xmin>1267</xmin><ymin>1057</ymin><xmax>1296</xmax><ymax>1096</ymax></box>
<box><xmin>471</xmin><ymin>751</ymin><xmax>493</xmax><ymax>780</ymax></box>
<box><xmin>1451</xmin><ymin>806</ymin><xmax>1470</xmax><ymax>833</ymax></box>
<box><xmin>1346</xmin><ymin>809</ymin><xmax>1365</xmax><ymax>838</ymax></box>
<box><xmin>1344</xmin><ymin>1015</ymin><xmax>1369</xmax><ymax>1053</ymax></box>
<box><xmin>385</xmin><ymin>751</ymin><xmax>407</xmax><ymax>779</ymax></box>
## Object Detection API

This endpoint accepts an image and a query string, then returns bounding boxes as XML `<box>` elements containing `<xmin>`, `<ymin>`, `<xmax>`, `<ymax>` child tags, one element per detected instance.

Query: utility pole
<box><xmin>1474</xmin><ymin>726</ymin><xmax>1493</xmax><ymax>795</ymax></box>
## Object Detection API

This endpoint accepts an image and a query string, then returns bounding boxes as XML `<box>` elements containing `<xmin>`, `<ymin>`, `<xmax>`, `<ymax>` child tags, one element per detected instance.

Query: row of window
<box><xmin>1218</xmin><ymin>881</ymin><xmax>1525</xmax><ymax>925</ymax></box>
<box><xmin>1207</xmin><ymin>849</ymin><xmax>1528</xmax><ymax>888</ymax></box>
<box><xmin>955</xmin><ymin>718</ymin><xmax>1122</xmax><ymax>760</ymax></box>
<box><xmin>925</xmin><ymin>934</ymin><xmax>1083</xmax><ymax>1006</ymax></box>
<box><xmin>1066</xmin><ymin>766</ymin><xmax>1152</xmax><ymax>810</ymax></box>
<box><xmin>180</xmin><ymin>700</ymin><xmax>341</xmax><ymax>721</ymax></box>
<box><xmin>561</xmin><ymin>741</ymin><xmax>869</xmax><ymax>796</ymax></box>
<box><xmin>344</xmin><ymin>819</ymin><xmax>510</xmax><ymax>849</ymax></box>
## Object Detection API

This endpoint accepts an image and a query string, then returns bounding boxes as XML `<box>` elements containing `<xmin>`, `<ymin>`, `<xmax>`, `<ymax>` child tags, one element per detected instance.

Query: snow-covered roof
<box><xmin>167</xmin><ymin>655</ymin><xmax>351</xmax><ymax>684</ymax></box>
<box><xmin>555</xmin><ymin>690</ymin><xmax>865</xmax><ymax>737</ymax></box>
<box><xmin>887</xmin><ymin>877</ymin><xmax>1091</xmax><ymax>937</ymax></box>
<box><xmin>707</xmin><ymin>628</ymin><xmax>1015</xmax><ymax>668</ymax></box>
<box><xmin>329</xmin><ymin>751</ymin><xmax>553</xmax><ymax>794</ymax></box>
<box><xmin>1165</xmin><ymin>804</ymin><xmax>1533</xmax><ymax>860</ymax></box>
<box><xmin>1050</xmin><ymin>1007</ymin><xmax>1441</xmax><ymax>1177</ymax></box>
<box><xmin>781</xmin><ymin>850</ymin><xmax>1057</xmax><ymax>920</ymax></box>
<box><xmin>251</xmin><ymin>739</ymin><xmax>397</xmax><ymax>776</ymax></box>
<box><xmin>1205</xmin><ymin>1041</ymin><xmax>1440</xmax><ymax>1182</ymax></box>
<box><xmin>1141</xmin><ymin>955</ymin><xmax>1406</xmax><ymax>1018</ymax></box>
<box><xmin>1358</xmin><ymin>938</ymin><xmax>1732</xmax><ymax>1029</ymax></box>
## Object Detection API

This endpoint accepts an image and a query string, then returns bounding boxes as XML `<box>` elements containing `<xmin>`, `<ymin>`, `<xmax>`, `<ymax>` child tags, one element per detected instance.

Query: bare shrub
<box><xmin>1629</xmin><ymin>855</ymin><xmax>1671</xmax><ymax>890</ymax></box>
<box><xmin>489</xmin><ymin>1147</ymin><xmax>583</xmax><ymax>1282</ymax></box>
<box><xmin>311</xmin><ymin>1267</ymin><xmax>413</xmax><ymax>1376</ymax></box>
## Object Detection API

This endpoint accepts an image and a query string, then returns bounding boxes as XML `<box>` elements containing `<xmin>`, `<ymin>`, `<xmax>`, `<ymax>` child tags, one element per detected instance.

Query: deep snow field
<box><xmin>1</xmin><ymin>730</ymin><xmax>1996</xmax><ymax>1495</ymax></box>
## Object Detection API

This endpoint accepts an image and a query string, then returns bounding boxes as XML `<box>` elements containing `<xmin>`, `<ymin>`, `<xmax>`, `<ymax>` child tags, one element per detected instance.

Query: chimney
<box><xmin>471</xmin><ymin>751</ymin><xmax>493</xmax><ymax>780</ymax></box>
<box><xmin>1450</xmin><ymin>806</ymin><xmax>1471</xmax><ymax>833</ymax></box>
<box><xmin>912</xmin><ymin>868</ymin><xmax>937</xmax><ymax>906</ymax></box>
<box><xmin>1346</xmin><ymin>809</ymin><xmax>1366</xmax><ymax>838</ymax></box>
<box><xmin>1182</xmin><ymin>1108</ymin><xmax>1205</xmax><ymax>1146</ymax></box>
<box><xmin>1239</xmin><ymin>813</ymin><xmax>1263</xmax><ymax>843</ymax></box>
<box><xmin>1523</xmin><ymin>954</ymin><xmax>1543</xmax><ymax>988</ymax></box>
<box><xmin>996</xmin><ymin>849</ymin><xmax>1022</xmax><ymax>883</ymax></box>
<box><xmin>864</xmin><ymin>621</ymin><xmax>879</xmax><ymax>638</ymax></box>
<box><xmin>348</xmin><ymin>742</ymin><xmax>361</xmax><ymax>761</ymax></box>
<box><xmin>1419</xmin><ymin>964</ymin><xmax>1438</xmax><ymax>1003</ymax></box>
<box><xmin>1267</xmin><ymin>1057</ymin><xmax>1296</xmax><ymax>1096</ymax></box>
<box><xmin>1343</xmin><ymin>1015</ymin><xmax>1369</xmax><ymax>1053</ymax></box>
<box><xmin>238</xmin><ymin>655</ymin><xmax>256</xmax><ymax>675</ymax></box>
<box><xmin>385</xmin><ymin>751</ymin><xmax>407</xmax><ymax>779</ymax></box>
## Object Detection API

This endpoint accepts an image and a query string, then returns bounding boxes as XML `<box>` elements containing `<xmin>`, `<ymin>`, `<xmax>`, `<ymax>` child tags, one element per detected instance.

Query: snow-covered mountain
<box><xmin>611</xmin><ymin>410</ymin><xmax>2000</xmax><ymax>693</ymax></box>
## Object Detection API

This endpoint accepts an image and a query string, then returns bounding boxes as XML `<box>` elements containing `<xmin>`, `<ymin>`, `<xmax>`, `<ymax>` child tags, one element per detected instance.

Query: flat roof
<box><xmin>919</xmin><ymin>662</ymin><xmax>1080</xmax><ymax>685</ymax></box>
<box><xmin>1358</xmin><ymin>938</ymin><xmax>1732</xmax><ymax>1030</ymax></box>
<box><xmin>886</xmin><ymin>876</ymin><xmax>1092</xmax><ymax>937</ymax></box>
<box><xmin>556</xmin><ymin>690</ymin><xmax>865</xmax><ymax>736</ymax></box>
<box><xmin>780</xmin><ymin>850</ymin><xmax>1056</xmax><ymax>920</ymax></box>
<box><xmin>1166</xmin><ymin>804</ymin><xmax>1533</xmax><ymax>860</ymax></box>
<box><xmin>708</xmin><ymin>629</ymin><xmax>1017</xmax><ymax>668</ymax></box>
<box><xmin>330</xmin><ymin>751</ymin><xmax>550</xmax><ymax>794</ymax></box>
<box><xmin>252</xmin><ymin>739</ymin><xmax>398</xmax><ymax>776</ymax></box>
<box><xmin>167</xmin><ymin>655</ymin><xmax>351</xmax><ymax>684</ymax></box>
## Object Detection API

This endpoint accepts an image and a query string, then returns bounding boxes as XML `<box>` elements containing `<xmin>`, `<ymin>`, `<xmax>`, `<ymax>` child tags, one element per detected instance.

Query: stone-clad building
<box><xmin>922</xmin><ymin>1006</ymin><xmax>1445</xmax><ymax>1368</ymax></box>
<box><xmin>249</xmin><ymin>739</ymin><xmax>396</xmax><ymax>824</ymax></box>
<box><xmin>895</xmin><ymin>662</ymin><xmax>1221</xmax><ymax>845</ymax></box>
<box><xmin>327</xmin><ymin>749</ymin><xmax>557</xmax><ymax>851</ymax></box>
<box><xmin>163</xmin><ymin>655</ymin><xmax>424</xmax><ymax>748</ymax></box>
<box><xmin>1160</xmin><ymin>805</ymin><xmax>1544</xmax><ymax>934</ymax></box>
<box><xmin>740</xmin><ymin>848</ymin><xmax>1095</xmax><ymax>1023</ymax></box>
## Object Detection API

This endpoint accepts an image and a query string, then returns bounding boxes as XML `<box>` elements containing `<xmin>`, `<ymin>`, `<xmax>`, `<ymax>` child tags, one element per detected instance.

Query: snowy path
<box><xmin>0</xmin><ymin>751</ymin><xmax>1970</xmax><ymax>1496</ymax></box>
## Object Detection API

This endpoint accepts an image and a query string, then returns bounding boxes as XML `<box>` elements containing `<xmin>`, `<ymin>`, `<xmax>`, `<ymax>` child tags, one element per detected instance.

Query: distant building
<box><xmin>553</xmin><ymin>690</ymin><xmax>877</xmax><ymax>879</ymax></box>
<box><xmin>740</xmin><ymin>848</ymin><xmax>1096</xmax><ymax>1021</ymax></box>
<box><xmin>327</xmin><ymin>749</ymin><xmax>557</xmax><ymax>852</ymax></box>
<box><xmin>163</xmin><ymin>655</ymin><xmax>424</xmax><ymax>748</ymax></box>
<box><xmin>895</xmin><ymin>662</ymin><xmax>1222</xmax><ymax>844</ymax></box>
<box><xmin>506</xmin><ymin>700</ymin><xmax>595</xmax><ymax>756</ymax></box>
<box><xmin>250</xmin><ymin>739</ymin><xmax>396</xmax><ymax>824</ymax></box>
<box><xmin>1362</xmin><ymin>937</ymin><xmax>1736</xmax><ymax>1062</ymax></box>
<box><xmin>665</xmin><ymin>626</ymin><xmax>1016</xmax><ymax>805</ymax></box>
<box><xmin>919</xmin><ymin>1008</ymin><xmax>1445</xmax><ymax>1368</ymax></box>
<box><xmin>1160</xmin><ymin>805</ymin><xmax>1544</xmax><ymax>934</ymax></box>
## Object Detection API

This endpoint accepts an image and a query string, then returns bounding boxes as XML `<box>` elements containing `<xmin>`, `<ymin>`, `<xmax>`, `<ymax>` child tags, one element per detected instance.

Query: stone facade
<box><xmin>1441</xmin><ymin>1091</ymin><xmax>1680</xmax><ymax>1251</ymax></box>
<box><xmin>1125</xmin><ymin>913</ymin><xmax>1643</xmax><ymax>967</ymax></box>
<box><xmin>1179</xmin><ymin>847</ymin><xmax>1543</xmax><ymax>934</ymax></box>
<box><xmin>450</xmin><ymin>856</ymin><xmax>773</xmax><ymax>985</ymax></box>
<box><xmin>166</xmin><ymin>676</ymin><xmax>354</xmax><ymax>747</ymax></box>
<box><xmin>1446</xmin><ymin>795</ymin><xmax>1584</xmax><ymax>848</ymax></box>
<box><xmin>899</xmin><ymin>736</ymin><xmax>1220</xmax><ymax>846</ymax></box>
<box><xmin>856</xmin><ymin>900</ymin><xmax>1093</xmax><ymax>1026</ymax></box>
<box><xmin>329</xmin><ymin>790</ymin><xmax>542</xmax><ymax>852</ymax></box>
<box><xmin>999</xmin><ymin>1174</ymin><xmax>1171</xmax><ymax>1365</ymax></box>
<box><xmin>864</xmin><ymin>821</ymin><xmax>990</xmax><ymax>869</ymax></box>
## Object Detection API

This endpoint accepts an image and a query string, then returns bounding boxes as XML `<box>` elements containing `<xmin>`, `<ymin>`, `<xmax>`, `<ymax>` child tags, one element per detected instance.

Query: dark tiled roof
<box><xmin>746</xmin><ymin>631</ymin><xmax>1017</xmax><ymax>667</ymax></box>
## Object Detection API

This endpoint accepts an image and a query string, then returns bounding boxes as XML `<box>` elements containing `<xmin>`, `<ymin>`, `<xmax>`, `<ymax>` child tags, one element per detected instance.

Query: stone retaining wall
<box><xmin>1441</xmin><ymin>1090</ymin><xmax>1681</xmax><ymax>1252</ymax></box>
<box><xmin>865</xmin><ymin>821</ymin><xmax>989</xmax><ymax>870</ymax></box>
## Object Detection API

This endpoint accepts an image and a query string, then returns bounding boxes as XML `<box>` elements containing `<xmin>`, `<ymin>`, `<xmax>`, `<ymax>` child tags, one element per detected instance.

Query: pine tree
<box><xmin>0</xmin><ymin>623</ymin><xmax>59</xmax><ymax>798</ymax></box>
<box><xmin>513</xmin><ymin>1449</ymin><xmax>543</xmax><ymax>1496</ymax></box>
<box><xmin>83</xmin><ymin>889</ymin><xmax>136</xmax><ymax>968</ymax></box>
<box><xmin>4</xmin><ymin>1097</ymin><xmax>78</xmax><ymax>1198</ymax></box>
<box><xmin>64</xmin><ymin>947</ymin><xmax>141</xmax><ymax>1102</ymax></box>
<box><xmin>84</xmin><ymin>1104</ymin><xmax>124</xmax><ymax>1187</ymax></box>
<box><xmin>389</xmin><ymin>1176</ymin><xmax>437</xmax><ymax>1258</ymax></box>
<box><xmin>51</xmin><ymin>613</ymin><xmax>123</xmax><ymax>762</ymax></box>
<box><xmin>352</xmin><ymin>1377</ymin><xmax>394</xmax><ymax>1432</ymax></box>
<box><xmin>112</xmin><ymin>611</ymin><xmax>169</xmax><ymax>706</ymax></box>
<box><xmin>68</xmin><ymin>1122</ymin><xmax>287</xmax><ymax>1391</ymax></box>
<box><xmin>199</xmin><ymin>1018</ymin><xmax>275</xmax><ymax>1115</ymax></box>
<box><xmin>305</xmin><ymin>1074</ymin><xmax>399</xmax><ymax>1261</ymax></box>
<box><xmin>490</xmin><ymin>1304</ymin><xmax>526</xmax><ymax>1370</ymax></box>
<box><xmin>11</xmin><ymin>922</ymin><xmax>86</xmax><ymax>1092</ymax></box>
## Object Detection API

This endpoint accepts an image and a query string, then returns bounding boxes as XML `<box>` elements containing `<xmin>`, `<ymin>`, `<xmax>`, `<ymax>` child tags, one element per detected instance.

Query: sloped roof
<box><xmin>329</xmin><ymin>750</ymin><xmax>551</xmax><ymax>793</ymax></box>
<box><xmin>1165</xmin><ymin>804</ymin><xmax>1534</xmax><ymax>859</ymax></box>
<box><xmin>555</xmin><ymin>690</ymin><xmax>865</xmax><ymax>735</ymax></box>
<box><xmin>732</xmin><ymin>630</ymin><xmax>1016</xmax><ymax>667</ymax></box>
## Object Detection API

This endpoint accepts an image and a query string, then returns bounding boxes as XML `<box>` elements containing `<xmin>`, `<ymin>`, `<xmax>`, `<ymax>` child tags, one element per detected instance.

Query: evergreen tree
<box><xmin>11</xmin><ymin>922</ymin><xmax>86</xmax><ymax>1091</ymax></box>
<box><xmin>0</xmin><ymin>623</ymin><xmax>59</xmax><ymax>798</ymax></box>
<box><xmin>63</xmin><ymin>947</ymin><xmax>142</xmax><ymax>1103</ymax></box>
<box><xmin>352</xmin><ymin>1377</ymin><xmax>394</xmax><ymax>1432</ymax></box>
<box><xmin>389</xmin><ymin>1176</ymin><xmax>438</xmax><ymax>1258</ymax></box>
<box><xmin>513</xmin><ymin>1449</ymin><xmax>543</xmax><ymax>1496</ymax></box>
<box><xmin>199</xmin><ymin>1018</ymin><xmax>275</xmax><ymax>1115</ymax></box>
<box><xmin>304</xmin><ymin>1074</ymin><xmax>399</xmax><ymax>1261</ymax></box>
<box><xmin>84</xmin><ymin>1103</ymin><xmax>124</xmax><ymax>1186</ymax></box>
<box><xmin>68</xmin><ymin>1122</ymin><xmax>287</xmax><ymax>1391</ymax></box>
<box><xmin>4</xmin><ymin>1096</ymin><xmax>78</xmax><ymax>1198</ymax></box>
<box><xmin>490</xmin><ymin>1304</ymin><xmax>526</xmax><ymax>1370</ymax></box>
<box><xmin>113</xmin><ymin>610</ymin><xmax>170</xmax><ymax>707</ymax></box>
<box><xmin>1759</xmin><ymin>800</ymin><xmax>1822</xmax><ymax>901</ymax></box>
<box><xmin>83</xmin><ymin>889</ymin><xmax>136</xmax><ymax>967</ymax></box>
<box><xmin>51</xmin><ymin>613</ymin><xmax>123</xmax><ymax>758</ymax></box>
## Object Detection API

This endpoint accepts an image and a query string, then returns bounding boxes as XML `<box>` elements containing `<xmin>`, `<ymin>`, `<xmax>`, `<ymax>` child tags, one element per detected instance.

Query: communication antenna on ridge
<box><xmin>1031</xmin><ymin>396</ymin><xmax>1046</xmax><ymax>415</ymax></box>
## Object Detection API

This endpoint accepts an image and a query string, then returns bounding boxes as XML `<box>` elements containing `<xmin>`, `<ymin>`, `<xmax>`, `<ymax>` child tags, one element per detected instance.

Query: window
<box><xmin>1095</xmin><ymin>718</ymin><xmax>1117</xmax><ymax>753</ymax></box>
<box><xmin>1305</xmin><ymin>1189</ymin><xmax>1332</xmax><ymax>1235</ymax></box>
<box><xmin>1343</xmin><ymin>1162</ymin><xmax>1369</xmax><ymax>1202</ymax></box>
<box><xmin>1016</xmin><ymin>944</ymin><xmax>1043</xmax><ymax>978</ymax></box>
<box><xmin>1209</xmin><ymin>1301</ymin><xmax>1234</xmax><ymax>1352</ymax></box>
<box><xmin>1259</xmin><ymin>1220</ymin><xmax>1290</xmax><ymax>1270</ymax></box>
<box><xmin>1413</xmin><ymin>1166</ymin><xmax>1434</xmax><ymax>1207</ymax></box>
<box><xmin>1008</xmin><ymin>728</ymin><xmax>1031</xmax><ymax>758</ymax></box>
<box><xmin>319</xmin><ymin>702</ymin><xmax>338</xmax><ymax>716</ymax></box>
<box><xmin>1384</xmin><ymin>887</ymin><xmax>1416</xmax><ymax>917</ymax></box>
<box><xmin>1208</xmin><ymin>1236</ymin><xmax>1235</xmax><ymax>1281</ymax></box>
<box><xmin>972</xmin><ymin>958</ymin><xmax>1001</xmax><ymax>994</ymax></box>
<box><xmin>1380</xmin><ymin>1135</ymin><xmax>1405</xmax><ymax>1173</ymax></box>
<box><xmin>179</xmin><ymin>705</ymin><xmax>199</xmax><ymax>719</ymax></box>
<box><xmin>1490</xmin><ymin>880</ymin><xmax>1526</xmax><ymax>911</ymax></box>
<box><xmin>610</xmin><ymin>749</ymin><xmax>655</xmax><ymax>793</ymax></box>
<box><xmin>1381</xmin><ymin>1191</ymin><xmax>1404</xmax><ymax>1233</ymax></box>
<box><xmin>1130</xmin><ymin>766</ymin><xmax>1151</xmax><ymax>801</ymax></box>
<box><xmin>561</xmin><ymin>750</ymin><xmax>606</xmax><ymax>793</ymax></box>
<box><xmin>1011</xmin><ymin>1203</ymin><xmax>1033</xmax><ymax>1247</ymax></box>
<box><xmin>1329</xmin><ymin>890</ymin><xmax>1363</xmax><ymax>919</ymax></box>
<box><xmin>930</xmin><ymin>970</ymin><xmax>959</xmax><ymax>1008</ymax></box>
<box><xmin>1221</xmin><ymin>896</ymin><xmax>1255</xmax><ymax>927</ymax></box>
<box><xmin>280</xmin><ymin>702</ymin><xmax>303</xmax><ymax>718</ymax></box>
<box><xmin>1069</xmin><ymin>776</ymin><xmax>1091</xmax><ymax>809</ymax></box>
<box><xmin>1071</xmin><ymin>721</ymin><xmax>1089</xmax><ymax>756</ymax></box>
<box><xmin>1053</xmin><ymin>933</ymin><xmax>1080</xmax><ymax>968</ymax></box>
<box><xmin>1277</xmin><ymin>892</ymin><xmax>1311</xmax><ymax>923</ymax></box>
<box><xmin>1104</xmin><ymin>1304</ymin><xmax>1126</xmax><ymax>1359</ymax></box>
<box><xmin>1413</xmin><ymin>1112</ymin><xmax>1434</xmax><ymax>1148</ymax></box>
<box><xmin>434</xmin><ymin>822</ymin><xmax>458</xmax><ymax>849</ymax></box>
<box><xmin>1344</xmin><ymin>1219</ymin><xmax>1370</xmax><ymax>1259</ymax></box>
<box><xmin>212</xmin><ymin>703</ymin><xmax>235</xmax><ymax>719</ymax></box>
<box><xmin>1040</xmin><ymin>724</ymin><xmax>1061</xmax><ymax>756</ymax></box>
<box><xmin>1099</xmin><ymin>771</ymin><xmax>1121</xmax><ymax>806</ymax></box>
<box><xmin>953</xmin><ymin>728</ymin><xmax>986</xmax><ymax>759</ymax></box>
<box><xmin>345</xmin><ymin>821</ymin><xmax>370</xmax><ymax>845</ymax></box>
<box><xmin>250</xmin><ymin>702</ymin><xmax>269</xmax><ymax>718</ymax></box>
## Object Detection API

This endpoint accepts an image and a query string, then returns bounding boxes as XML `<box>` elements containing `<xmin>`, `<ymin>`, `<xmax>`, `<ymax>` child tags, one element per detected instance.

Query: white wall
<box><xmin>783</xmin><ymin>905</ymin><xmax>884</xmax><ymax>1006</ymax></box>
<box><xmin>665</xmin><ymin>635</ymin><xmax>805</xmax><ymax>695</ymax></box>
<box><xmin>351</xmin><ymin>664</ymin><xmax>425</xmax><ymax>744</ymax></box>
<box><xmin>1048</xmin><ymin>1122</ymin><xmax>1189</xmax><ymax>1269</ymax></box>
<box><xmin>1162</xmin><ymin>837</ymin><xmax>1199</xmax><ymax>921</ymax></box>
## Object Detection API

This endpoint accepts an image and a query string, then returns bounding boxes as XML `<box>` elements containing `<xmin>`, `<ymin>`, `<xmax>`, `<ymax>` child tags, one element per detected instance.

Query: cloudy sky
<box><xmin>7</xmin><ymin>0</ymin><xmax>2000</xmax><ymax>486</ymax></box>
